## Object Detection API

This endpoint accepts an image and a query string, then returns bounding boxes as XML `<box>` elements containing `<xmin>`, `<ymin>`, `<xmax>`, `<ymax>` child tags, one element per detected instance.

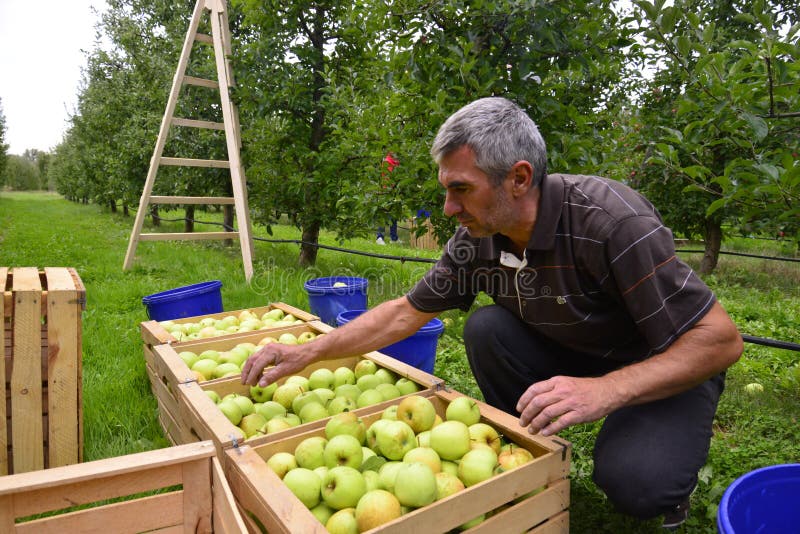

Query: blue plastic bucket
<box><xmin>336</xmin><ymin>309</ymin><xmax>443</xmax><ymax>374</ymax></box>
<box><xmin>717</xmin><ymin>464</ymin><xmax>800</xmax><ymax>533</ymax></box>
<box><xmin>142</xmin><ymin>280</ymin><xmax>223</xmax><ymax>321</ymax></box>
<box><xmin>304</xmin><ymin>276</ymin><xmax>369</xmax><ymax>326</ymax></box>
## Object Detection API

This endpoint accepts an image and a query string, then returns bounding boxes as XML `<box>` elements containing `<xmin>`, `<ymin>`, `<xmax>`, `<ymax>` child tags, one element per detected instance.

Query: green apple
<box><xmin>396</xmin><ymin>395</ymin><xmax>437</xmax><ymax>434</ymax></box>
<box><xmin>191</xmin><ymin>358</ymin><xmax>219</xmax><ymax>381</ymax></box>
<box><xmin>178</xmin><ymin>351</ymin><xmax>199</xmax><ymax>368</ymax></box>
<box><xmin>362</xmin><ymin>470</ymin><xmax>381</xmax><ymax>492</ymax></box>
<box><xmin>395</xmin><ymin>378</ymin><xmax>420</xmax><ymax>395</ymax></box>
<box><xmin>295</xmin><ymin>436</ymin><xmax>329</xmax><ymax>469</ymax></box>
<box><xmin>374</xmin><ymin>368</ymin><xmax>397</xmax><ymax>385</ymax></box>
<box><xmin>355</xmin><ymin>489</ymin><xmax>402</xmax><ymax>531</ymax></box>
<box><xmin>356</xmin><ymin>374</ymin><xmax>382</xmax><ymax>392</ymax></box>
<box><xmin>460</xmin><ymin>514</ymin><xmax>486</xmax><ymax>530</ymax></box>
<box><xmin>278</xmin><ymin>332</ymin><xmax>299</xmax><ymax>345</ymax></box>
<box><xmin>292</xmin><ymin>390</ymin><xmax>323</xmax><ymax>415</ymax></box>
<box><xmin>284</xmin><ymin>413</ymin><xmax>302</xmax><ymax>427</ymax></box>
<box><xmin>198</xmin><ymin>349</ymin><xmax>221</xmax><ymax>362</ymax></box>
<box><xmin>327</xmin><ymin>396</ymin><xmax>358</xmax><ymax>415</ymax></box>
<box><xmin>441</xmin><ymin>460</ymin><xmax>459</xmax><ymax>477</ymax></box>
<box><xmin>299</xmin><ymin>402</ymin><xmax>330</xmax><ymax>423</ymax></box>
<box><xmin>225</xmin><ymin>394</ymin><xmax>255</xmax><ymax>417</ymax></box>
<box><xmin>366</xmin><ymin>419</ymin><xmax>391</xmax><ymax>454</ymax></box>
<box><xmin>198</xmin><ymin>326</ymin><xmax>219</xmax><ymax>338</ymax></box>
<box><xmin>325</xmin><ymin>412</ymin><xmax>366</xmax><ymax>444</ymax></box>
<box><xmin>326</xmin><ymin>507</ymin><xmax>358</xmax><ymax>534</ymax></box>
<box><xmin>308</xmin><ymin>368</ymin><xmax>335</xmax><ymax>390</ymax></box>
<box><xmin>496</xmin><ymin>445</ymin><xmax>534</xmax><ymax>473</ymax></box>
<box><xmin>297</xmin><ymin>331</ymin><xmax>317</xmax><ymax>344</ymax></box>
<box><xmin>258</xmin><ymin>336</ymin><xmax>277</xmax><ymax>346</ymax></box>
<box><xmin>382</xmin><ymin>405</ymin><xmax>399</xmax><ymax>420</ymax></box>
<box><xmin>283</xmin><ymin>467</ymin><xmax>322</xmax><ymax>508</ymax></box>
<box><xmin>333</xmin><ymin>367</ymin><xmax>356</xmax><ymax>388</ymax></box>
<box><xmin>236</xmin><ymin>342</ymin><xmax>258</xmax><ymax>354</ymax></box>
<box><xmin>250</xmin><ymin>382</ymin><xmax>278</xmax><ymax>403</ymax></box>
<box><xmin>356</xmin><ymin>388</ymin><xmax>384</xmax><ymax>408</ymax></box>
<box><xmin>265</xmin><ymin>417</ymin><xmax>293</xmax><ymax>434</ymax></box>
<box><xmin>240</xmin><ymin>413</ymin><xmax>267</xmax><ymax>438</ymax></box>
<box><xmin>262</xmin><ymin>308</ymin><xmax>285</xmax><ymax>321</ymax></box>
<box><xmin>446</xmin><ymin>396</ymin><xmax>481</xmax><ymax>426</ymax></box>
<box><xmin>217</xmin><ymin>398</ymin><xmax>243</xmax><ymax>426</ymax></box>
<box><xmin>378</xmin><ymin>461</ymin><xmax>404</xmax><ymax>493</ymax></box>
<box><xmin>361</xmin><ymin>447</ymin><xmax>377</xmax><ymax>462</ymax></box>
<box><xmin>324</xmin><ymin>435</ymin><xmax>364</xmax><ymax>469</ymax></box>
<box><xmin>375</xmin><ymin>383</ymin><xmax>402</xmax><ymax>401</ymax></box>
<box><xmin>430</xmin><ymin>420</ymin><xmax>471</xmax><ymax>461</ymax></box>
<box><xmin>205</xmin><ymin>390</ymin><xmax>221</xmax><ymax>404</ymax></box>
<box><xmin>322</xmin><ymin>466</ymin><xmax>367</xmax><ymax>510</ymax></box>
<box><xmin>334</xmin><ymin>384</ymin><xmax>361</xmax><ymax>403</ymax></box>
<box><xmin>435</xmin><ymin>471</ymin><xmax>465</xmax><ymax>500</ymax></box>
<box><xmin>468</xmin><ymin>422</ymin><xmax>502</xmax><ymax>454</ymax></box>
<box><xmin>415</xmin><ymin>430</ymin><xmax>431</xmax><ymax>448</ymax></box>
<box><xmin>744</xmin><ymin>382</ymin><xmax>764</xmax><ymax>395</ymax></box>
<box><xmin>313</xmin><ymin>387</ymin><xmax>336</xmax><ymax>406</ymax></box>
<box><xmin>374</xmin><ymin>420</ymin><xmax>416</xmax><ymax>460</ymax></box>
<box><xmin>239</xmin><ymin>318</ymin><xmax>263</xmax><ymax>331</ymax></box>
<box><xmin>256</xmin><ymin>400</ymin><xmax>287</xmax><ymax>421</ymax></box>
<box><xmin>458</xmin><ymin>448</ymin><xmax>498</xmax><ymax>487</ymax></box>
<box><xmin>310</xmin><ymin>502</ymin><xmax>335</xmax><ymax>526</ymax></box>
<box><xmin>403</xmin><ymin>446</ymin><xmax>442</xmax><ymax>474</ymax></box>
<box><xmin>354</xmin><ymin>360</ymin><xmax>377</xmax><ymax>379</ymax></box>
<box><xmin>314</xmin><ymin>466</ymin><xmax>330</xmax><ymax>483</ymax></box>
<box><xmin>266</xmin><ymin>451</ymin><xmax>297</xmax><ymax>479</ymax></box>
<box><xmin>212</xmin><ymin>362</ymin><xmax>241</xmax><ymax>379</ymax></box>
<box><xmin>272</xmin><ymin>384</ymin><xmax>306</xmax><ymax>410</ymax></box>
<box><xmin>393</xmin><ymin>462</ymin><xmax>437</xmax><ymax>508</ymax></box>
<box><xmin>285</xmin><ymin>375</ymin><xmax>310</xmax><ymax>391</ymax></box>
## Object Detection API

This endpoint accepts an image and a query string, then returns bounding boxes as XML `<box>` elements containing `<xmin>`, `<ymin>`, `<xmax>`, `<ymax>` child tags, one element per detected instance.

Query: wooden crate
<box><xmin>140</xmin><ymin>301</ymin><xmax>318</xmax><ymax>348</ymax></box>
<box><xmin>409</xmin><ymin>218</ymin><xmax>440</xmax><ymax>251</ymax></box>
<box><xmin>0</xmin><ymin>440</ymin><xmax>247</xmax><ymax>533</ymax></box>
<box><xmin>225</xmin><ymin>388</ymin><xmax>571</xmax><ymax>534</ymax></box>
<box><xmin>1</xmin><ymin>267</ymin><xmax>84</xmax><ymax>475</ymax></box>
<box><xmin>151</xmin><ymin>320</ymin><xmax>443</xmax><ymax>459</ymax></box>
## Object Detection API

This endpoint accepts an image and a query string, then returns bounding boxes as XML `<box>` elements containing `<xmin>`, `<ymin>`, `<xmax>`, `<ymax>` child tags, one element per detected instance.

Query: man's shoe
<box><xmin>376</xmin><ymin>237</ymin><xmax>386</xmax><ymax>245</ymax></box>
<box><xmin>661</xmin><ymin>499</ymin><xmax>690</xmax><ymax>530</ymax></box>
<box><xmin>390</xmin><ymin>238</ymin><xmax>401</xmax><ymax>245</ymax></box>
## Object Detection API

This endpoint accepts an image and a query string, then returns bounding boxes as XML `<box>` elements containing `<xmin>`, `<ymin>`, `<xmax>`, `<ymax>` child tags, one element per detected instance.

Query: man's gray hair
<box><xmin>431</xmin><ymin>97</ymin><xmax>547</xmax><ymax>187</ymax></box>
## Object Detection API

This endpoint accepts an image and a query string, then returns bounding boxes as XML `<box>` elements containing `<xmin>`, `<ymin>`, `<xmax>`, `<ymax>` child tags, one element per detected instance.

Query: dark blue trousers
<box><xmin>463</xmin><ymin>305</ymin><xmax>724</xmax><ymax>519</ymax></box>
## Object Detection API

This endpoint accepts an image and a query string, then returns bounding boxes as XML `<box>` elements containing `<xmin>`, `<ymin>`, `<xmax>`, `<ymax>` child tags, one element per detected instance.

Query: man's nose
<box><xmin>443</xmin><ymin>192</ymin><xmax>460</xmax><ymax>217</ymax></box>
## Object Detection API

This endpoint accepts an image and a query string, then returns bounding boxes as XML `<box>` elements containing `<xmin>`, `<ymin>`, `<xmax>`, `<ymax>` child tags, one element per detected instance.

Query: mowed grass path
<box><xmin>1</xmin><ymin>191</ymin><xmax>799</xmax><ymax>533</ymax></box>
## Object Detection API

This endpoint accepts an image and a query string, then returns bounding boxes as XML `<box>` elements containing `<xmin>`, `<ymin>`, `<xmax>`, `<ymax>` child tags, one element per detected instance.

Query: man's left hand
<box><xmin>516</xmin><ymin>376</ymin><xmax>618</xmax><ymax>436</ymax></box>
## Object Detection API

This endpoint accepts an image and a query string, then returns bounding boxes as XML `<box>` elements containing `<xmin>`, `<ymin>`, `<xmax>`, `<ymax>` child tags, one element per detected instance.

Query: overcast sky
<box><xmin>0</xmin><ymin>0</ymin><xmax>106</xmax><ymax>155</ymax></box>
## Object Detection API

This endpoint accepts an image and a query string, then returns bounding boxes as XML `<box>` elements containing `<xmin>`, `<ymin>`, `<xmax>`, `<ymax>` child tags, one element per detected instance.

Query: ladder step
<box><xmin>160</xmin><ymin>157</ymin><xmax>230</xmax><ymax>168</ymax></box>
<box><xmin>194</xmin><ymin>33</ymin><xmax>213</xmax><ymax>44</ymax></box>
<box><xmin>139</xmin><ymin>232</ymin><xmax>239</xmax><ymax>242</ymax></box>
<box><xmin>149</xmin><ymin>196</ymin><xmax>236</xmax><ymax>205</ymax></box>
<box><xmin>183</xmin><ymin>76</ymin><xmax>219</xmax><ymax>89</ymax></box>
<box><xmin>172</xmin><ymin>117</ymin><xmax>226</xmax><ymax>130</ymax></box>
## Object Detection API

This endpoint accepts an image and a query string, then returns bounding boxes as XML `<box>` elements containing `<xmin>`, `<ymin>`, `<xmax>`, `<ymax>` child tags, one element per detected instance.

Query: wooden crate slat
<box><xmin>138</xmin><ymin>231</ymin><xmax>240</xmax><ymax>242</ymax></box>
<box><xmin>14</xmin><ymin>491</ymin><xmax>184</xmax><ymax>534</ymax></box>
<box><xmin>181</xmin><ymin>458</ymin><xmax>213</xmax><ymax>531</ymax></box>
<box><xmin>211</xmin><ymin>456</ymin><xmax>249</xmax><ymax>534</ymax></box>
<box><xmin>159</xmin><ymin>156</ymin><xmax>230</xmax><ymax>168</ymax></box>
<box><xmin>149</xmin><ymin>195</ymin><xmax>235</xmax><ymax>204</ymax></box>
<box><xmin>464</xmin><ymin>480</ymin><xmax>570</xmax><ymax>534</ymax></box>
<box><xmin>44</xmin><ymin>268</ymin><xmax>81</xmax><ymax>469</ymax></box>
<box><xmin>0</xmin><ymin>266</ymin><xmax>7</xmax><ymax>475</ymax></box>
<box><xmin>10</xmin><ymin>267</ymin><xmax>44</xmax><ymax>474</ymax></box>
<box><xmin>527</xmin><ymin>511</ymin><xmax>569</xmax><ymax>534</ymax></box>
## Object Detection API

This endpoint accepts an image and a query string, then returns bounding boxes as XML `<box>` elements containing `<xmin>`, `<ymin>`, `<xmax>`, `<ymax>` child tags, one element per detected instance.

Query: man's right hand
<box><xmin>240</xmin><ymin>342</ymin><xmax>314</xmax><ymax>387</ymax></box>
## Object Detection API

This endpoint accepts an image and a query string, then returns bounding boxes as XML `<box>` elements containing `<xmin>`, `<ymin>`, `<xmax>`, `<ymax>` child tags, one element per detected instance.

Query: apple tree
<box><xmin>631</xmin><ymin>0</ymin><xmax>800</xmax><ymax>272</ymax></box>
<box><xmin>0</xmin><ymin>98</ymin><xmax>7</xmax><ymax>185</ymax></box>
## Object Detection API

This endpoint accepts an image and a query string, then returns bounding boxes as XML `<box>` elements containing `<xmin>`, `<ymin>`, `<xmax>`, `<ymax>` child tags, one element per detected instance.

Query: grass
<box><xmin>1</xmin><ymin>191</ymin><xmax>798</xmax><ymax>533</ymax></box>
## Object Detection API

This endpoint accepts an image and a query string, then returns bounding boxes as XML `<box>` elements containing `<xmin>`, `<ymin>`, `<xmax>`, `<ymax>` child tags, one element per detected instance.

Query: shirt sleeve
<box><xmin>602</xmin><ymin>215</ymin><xmax>716</xmax><ymax>353</ymax></box>
<box><xmin>406</xmin><ymin>234</ymin><xmax>480</xmax><ymax>313</ymax></box>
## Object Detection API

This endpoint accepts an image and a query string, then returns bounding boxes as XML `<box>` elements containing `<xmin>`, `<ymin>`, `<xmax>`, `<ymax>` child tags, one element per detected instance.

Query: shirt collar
<box><xmin>526</xmin><ymin>173</ymin><xmax>562</xmax><ymax>252</ymax></box>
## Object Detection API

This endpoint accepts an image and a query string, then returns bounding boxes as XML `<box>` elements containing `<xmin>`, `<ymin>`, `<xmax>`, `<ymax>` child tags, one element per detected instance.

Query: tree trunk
<box><xmin>700</xmin><ymin>218</ymin><xmax>722</xmax><ymax>274</ymax></box>
<box><xmin>151</xmin><ymin>205</ymin><xmax>160</xmax><ymax>226</ymax></box>
<box><xmin>109</xmin><ymin>200</ymin><xmax>117</xmax><ymax>213</ymax></box>
<box><xmin>123</xmin><ymin>204</ymin><xmax>129</xmax><ymax>217</ymax></box>
<box><xmin>223</xmin><ymin>205</ymin><xmax>234</xmax><ymax>247</ymax></box>
<box><xmin>184</xmin><ymin>205</ymin><xmax>195</xmax><ymax>233</ymax></box>
<box><xmin>299</xmin><ymin>221</ymin><xmax>321</xmax><ymax>266</ymax></box>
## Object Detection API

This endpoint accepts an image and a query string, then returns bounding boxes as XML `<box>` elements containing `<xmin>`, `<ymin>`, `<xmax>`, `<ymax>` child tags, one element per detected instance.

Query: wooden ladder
<box><xmin>123</xmin><ymin>0</ymin><xmax>254</xmax><ymax>281</ymax></box>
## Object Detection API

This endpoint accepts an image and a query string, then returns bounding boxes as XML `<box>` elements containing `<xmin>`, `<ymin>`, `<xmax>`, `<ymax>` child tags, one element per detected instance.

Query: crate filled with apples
<box><xmin>224</xmin><ymin>389</ymin><xmax>571</xmax><ymax>534</ymax></box>
<box><xmin>145</xmin><ymin>320</ymin><xmax>332</xmax><ymax>445</ymax></box>
<box><xmin>168</xmin><ymin>341</ymin><xmax>444</xmax><ymax>461</ymax></box>
<box><xmin>141</xmin><ymin>301</ymin><xmax>318</xmax><ymax>348</ymax></box>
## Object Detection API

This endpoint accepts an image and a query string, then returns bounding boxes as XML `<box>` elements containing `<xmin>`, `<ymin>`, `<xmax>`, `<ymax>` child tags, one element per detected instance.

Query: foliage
<box><xmin>0</xmin><ymin>98</ymin><xmax>7</xmax><ymax>183</ymax></box>
<box><xmin>1</xmin><ymin>154</ymin><xmax>43</xmax><ymax>191</ymax></box>
<box><xmin>630</xmin><ymin>0</ymin><xmax>800</xmax><ymax>271</ymax></box>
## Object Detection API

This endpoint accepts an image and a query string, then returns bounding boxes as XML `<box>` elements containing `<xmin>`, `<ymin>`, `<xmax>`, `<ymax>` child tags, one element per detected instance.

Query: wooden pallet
<box><xmin>409</xmin><ymin>218</ymin><xmax>440</xmax><ymax>251</ymax></box>
<box><xmin>1</xmin><ymin>267</ymin><xmax>84</xmax><ymax>475</ymax></box>
<box><xmin>0</xmin><ymin>441</ymin><xmax>247</xmax><ymax>533</ymax></box>
<box><xmin>225</xmin><ymin>389</ymin><xmax>571</xmax><ymax>534</ymax></box>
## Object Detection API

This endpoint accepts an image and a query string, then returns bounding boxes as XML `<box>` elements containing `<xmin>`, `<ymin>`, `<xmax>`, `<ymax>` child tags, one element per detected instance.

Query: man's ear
<box><xmin>508</xmin><ymin>161</ymin><xmax>533</xmax><ymax>197</ymax></box>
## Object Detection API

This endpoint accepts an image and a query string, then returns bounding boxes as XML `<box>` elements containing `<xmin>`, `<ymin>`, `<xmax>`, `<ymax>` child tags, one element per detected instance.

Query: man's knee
<box><xmin>463</xmin><ymin>306</ymin><xmax>504</xmax><ymax>350</ymax></box>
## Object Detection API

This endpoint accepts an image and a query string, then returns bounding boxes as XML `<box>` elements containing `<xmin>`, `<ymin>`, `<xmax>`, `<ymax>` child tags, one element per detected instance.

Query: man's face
<box><xmin>438</xmin><ymin>145</ymin><xmax>515</xmax><ymax>238</ymax></box>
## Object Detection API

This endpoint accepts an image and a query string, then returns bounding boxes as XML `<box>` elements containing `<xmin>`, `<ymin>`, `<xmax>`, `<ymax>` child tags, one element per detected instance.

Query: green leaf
<box><xmin>360</xmin><ymin>455</ymin><xmax>386</xmax><ymax>473</ymax></box>
<box><xmin>754</xmin><ymin>164</ymin><xmax>780</xmax><ymax>181</ymax></box>
<box><xmin>706</xmin><ymin>197</ymin><xmax>728</xmax><ymax>216</ymax></box>
<box><xmin>740</xmin><ymin>112</ymin><xmax>768</xmax><ymax>141</ymax></box>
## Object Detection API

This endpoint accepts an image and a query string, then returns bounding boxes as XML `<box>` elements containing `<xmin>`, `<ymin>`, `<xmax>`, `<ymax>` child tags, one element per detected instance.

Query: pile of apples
<box><xmin>158</xmin><ymin>308</ymin><xmax>305</xmax><ymax>341</ymax></box>
<box><xmin>178</xmin><ymin>330</ymin><xmax>319</xmax><ymax>382</ymax></box>
<box><xmin>206</xmin><ymin>359</ymin><xmax>422</xmax><ymax>441</ymax></box>
<box><xmin>266</xmin><ymin>395</ymin><xmax>538</xmax><ymax>533</ymax></box>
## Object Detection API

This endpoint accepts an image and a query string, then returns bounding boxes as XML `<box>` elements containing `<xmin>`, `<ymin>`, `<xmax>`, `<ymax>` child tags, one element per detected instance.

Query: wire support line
<box><xmin>676</xmin><ymin>249</ymin><xmax>800</xmax><ymax>263</ymax></box>
<box><xmin>741</xmin><ymin>334</ymin><xmax>800</xmax><ymax>352</ymax></box>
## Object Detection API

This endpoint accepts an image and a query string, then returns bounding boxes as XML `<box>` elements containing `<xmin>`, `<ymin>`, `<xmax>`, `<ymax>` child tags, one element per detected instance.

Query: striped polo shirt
<box><xmin>406</xmin><ymin>173</ymin><xmax>716</xmax><ymax>363</ymax></box>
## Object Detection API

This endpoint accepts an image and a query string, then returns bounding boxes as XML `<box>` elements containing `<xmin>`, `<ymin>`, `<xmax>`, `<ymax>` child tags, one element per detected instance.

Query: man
<box><xmin>242</xmin><ymin>97</ymin><xmax>742</xmax><ymax>528</ymax></box>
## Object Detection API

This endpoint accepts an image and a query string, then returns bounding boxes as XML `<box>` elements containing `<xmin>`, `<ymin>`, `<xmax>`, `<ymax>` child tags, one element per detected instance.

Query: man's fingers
<box><xmin>516</xmin><ymin>380</ymin><xmax>554</xmax><ymax>413</ymax></box>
